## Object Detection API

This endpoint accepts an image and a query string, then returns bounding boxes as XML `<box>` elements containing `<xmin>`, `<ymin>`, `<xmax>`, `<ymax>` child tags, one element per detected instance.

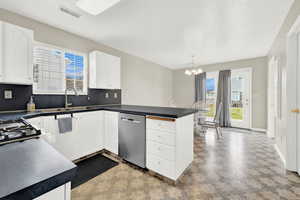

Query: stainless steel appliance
<box><xmin>0</xmin><ymin>119</ymin><xmax>41</xmax><ymax>145</ymax></box>
<box><xmin>119</xmin><ymin>113</ymin><xmax>146</xmax><ymax>168</ymax></box>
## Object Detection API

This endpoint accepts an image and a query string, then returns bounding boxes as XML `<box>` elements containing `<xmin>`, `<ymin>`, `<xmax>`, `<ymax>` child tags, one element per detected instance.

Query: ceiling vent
<box><xmin>60</xmin><ymin>7</ymin><xmax>82</xmax><ymax>18</ymax></box>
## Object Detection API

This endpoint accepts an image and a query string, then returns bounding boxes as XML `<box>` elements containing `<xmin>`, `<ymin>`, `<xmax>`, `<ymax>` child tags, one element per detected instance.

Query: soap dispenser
<box><xmin>27</xmin><ymin>96</ymin><xmax>36</xmax><ymax>112</ymax></box>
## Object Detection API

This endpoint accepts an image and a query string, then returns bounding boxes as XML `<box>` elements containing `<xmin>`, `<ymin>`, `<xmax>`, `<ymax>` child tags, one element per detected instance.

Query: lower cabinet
<box><xmin>26</xmin><ymin>111</ymin><xmax>119</xmax><ymax>161</ymax></box>
<box><xmin>27</xmin><ymin>111</ymin><xmax>105</xmax><ymax>161</ymax></box>
<box><xmin>146</xmin><ymin>114</ymin><xmax>194</xmax><ymax>181</ymax></box>
<box><xmin>104</xmin><ymin>111</ymin><xmax>119</xmax><ymax>155</ymax></box>
<box><xmin>34</xmin><ymin>182</ymin><xmax>71</xmax><ymax>200</ymax></box>
<box><xmin>73</xmin><ymin>111</ymin><xmax>104</xmax><ymax>158</ymax></box>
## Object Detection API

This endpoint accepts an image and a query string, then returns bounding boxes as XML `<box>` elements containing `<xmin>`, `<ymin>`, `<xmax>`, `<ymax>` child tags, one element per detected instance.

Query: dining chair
<box><xmin>192</xmin><ymin>101</ymin><xmax>207</xmax><ymax>135</ymax></box>
<box><xmin>200</xmin><ymin>102</ymin><xmax>223</xmax><ymax>138</ymax></box>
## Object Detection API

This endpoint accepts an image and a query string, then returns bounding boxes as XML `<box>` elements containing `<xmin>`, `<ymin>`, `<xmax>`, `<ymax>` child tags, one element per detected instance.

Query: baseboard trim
<box><xmin>250</xmin><ymin>128</ymin><xmax>267</xmax><ymax>133</ymax></box>
<box><xmin>274</xmin><ymin>144</ymin><xmax>286</xmax><ymax>167</ymax></box>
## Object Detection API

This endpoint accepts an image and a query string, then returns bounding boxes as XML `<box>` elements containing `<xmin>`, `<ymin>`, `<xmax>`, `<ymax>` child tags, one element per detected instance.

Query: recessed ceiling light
<box><xmin>76</xmin><ymin>0</ymin><xmax>121</xmax><ymax>15</ymax></box>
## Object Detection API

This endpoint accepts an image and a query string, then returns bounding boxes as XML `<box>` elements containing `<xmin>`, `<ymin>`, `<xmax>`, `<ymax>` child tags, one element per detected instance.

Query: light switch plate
<box><xmin>4</xmin><ymin>90</ymin><xmax>13</xmax><ymax>99</ymax></box>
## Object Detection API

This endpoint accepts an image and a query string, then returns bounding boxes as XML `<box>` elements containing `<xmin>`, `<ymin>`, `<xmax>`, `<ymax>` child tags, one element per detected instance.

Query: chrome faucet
<box><xmin>65</xmin><ymin>88</ymin><xmax>78</xmax><ymax>108</ymax></box>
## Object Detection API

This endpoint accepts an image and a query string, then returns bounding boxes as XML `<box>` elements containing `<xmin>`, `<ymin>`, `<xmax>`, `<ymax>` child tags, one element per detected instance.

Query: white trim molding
<box><xmin>274</xmin><ymin>144</ymin><xmax>286</xmax><ymax>168</ymax></box>
<box><xmin>250</xmin><ymin>128</ymin><xmax>267</xmax><ymax>133</ymax></box>
<box><xmin>287</xmin><ymin>16</ymin><xmax>300</xmax><ymax>37</ymax></box>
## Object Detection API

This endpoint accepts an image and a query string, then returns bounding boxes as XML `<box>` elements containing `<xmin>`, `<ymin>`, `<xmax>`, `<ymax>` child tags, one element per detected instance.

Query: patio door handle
<box><xmin>291</xmin><ymin>108</ymin><xmax>300</xmax><ymax>113</ymax></box>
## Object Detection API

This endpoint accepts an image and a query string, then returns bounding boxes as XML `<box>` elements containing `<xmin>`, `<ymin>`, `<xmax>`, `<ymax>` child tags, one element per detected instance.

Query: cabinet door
<box><xmin>26</xmin><ymin>117</ymin><xmax>43</xmax><ymax>130</ymax></box>
<box><xmin>89</xmin><ymin>51</ymin><xmax>109</xmax><ymax>89</ymax></box>
<box><xmin>42</xmin><ymin>115</ymin><xmax>79</xmax><ymax>161</ymax></box>
<box><xmin>2</xmin><ymin>22</ymin><xmax>33</xmax><ymax>85</ymax></box>
<box><xmin>104</xmin><ymin>111</ymin><xmax>119</xmax><ymax>154</ymax></box>
<box><xmin>89</xmin><ymin>51</ymin><xmax>120</xmax><ymax>89</ymax></box>
<box><xmin>73</xmin><ymin>111</ymin><xmax>104</xmax><ymax>159</ymax></box>
<box><xmin>34</xmin><ymin>182</ymin><xmax>70</xmax><ymax>200</ymax></box>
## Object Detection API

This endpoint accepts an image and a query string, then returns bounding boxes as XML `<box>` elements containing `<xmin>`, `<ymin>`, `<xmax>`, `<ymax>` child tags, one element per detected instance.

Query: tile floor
<box><xmin>72</xmin><ymin>129</ymin><xmax>300</xmax><ymax>200</ymax></box>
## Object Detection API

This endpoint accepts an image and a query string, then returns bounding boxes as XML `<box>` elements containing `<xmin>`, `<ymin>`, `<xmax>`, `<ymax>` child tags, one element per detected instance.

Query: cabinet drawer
<box><xmin>147</xmin><ymin>129</ymin><xmax>175</xmax><ymax>146</ymax></box>
<box><xmin>147</xmin><ymin>153</ymin><xmax>174</xmax><ymax>179</ymax></box>
<box><xmin>146</xmin><ymin>118</ymin><xmax>176</xmax><ymax>133</ymax></box>
<box><xmin>147</xmin><ymin>141</ymin><xmax>175</xmax><ymax>161</ymax></box>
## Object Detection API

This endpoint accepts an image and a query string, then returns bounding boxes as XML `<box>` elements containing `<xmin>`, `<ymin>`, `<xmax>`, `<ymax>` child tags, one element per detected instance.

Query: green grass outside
<box><xmin>230</xmin><ymin>107</ymin><xmax>243</xmax><ymax>120</ymax></box>
<box><xmin>206</xmin><ymin>104</ymin><xmax>243</xmax><ymax>120</ymax></box>
<box><xmin>206</xmin><ymin>104</ymin><xmax>216</xmax><ymax>118</ymax></box>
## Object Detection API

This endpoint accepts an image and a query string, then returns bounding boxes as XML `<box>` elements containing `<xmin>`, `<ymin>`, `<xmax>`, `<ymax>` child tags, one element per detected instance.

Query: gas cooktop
<box><xmin>0</xmin><ymin>119</ymin><xmax>41</xmax><ymax>145</ymax></box>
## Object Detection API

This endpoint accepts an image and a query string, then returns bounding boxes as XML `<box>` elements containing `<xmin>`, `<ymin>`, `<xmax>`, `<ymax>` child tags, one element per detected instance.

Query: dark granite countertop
<box><xmin>0</xmin><ymin>105</ymin><xmax>195</xmax><ymax>199</ymax></box>
<box><xmin>0</xmin><ymin>139</ymin><xmax>77</xmax><ymax>200</ymax></box>
<box><xmin>0</xmin><ymin>104</ymin><xmax>197</xmax><ymax>121</ymax></box>
<box><xmin>101</xmin><ymin>105</ymin><xmax>197</xmax><ymax>118</ymax></box>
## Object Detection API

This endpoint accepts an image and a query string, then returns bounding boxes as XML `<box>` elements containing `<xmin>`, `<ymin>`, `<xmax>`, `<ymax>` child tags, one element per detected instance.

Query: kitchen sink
<box><xmin>39</xmin><ymin>107</ymin><xmax>89</xmax><ymax>113</ymax></box>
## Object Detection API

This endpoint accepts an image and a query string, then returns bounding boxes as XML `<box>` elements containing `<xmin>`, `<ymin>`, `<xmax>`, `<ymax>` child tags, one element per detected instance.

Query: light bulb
<box><xmin>185</xmin><ymin>70</ymin><xmax>192</xmax><ymax>75</ymax></box>
<box><xmin>197</xmin><ymin>68</ymin><xmax>203</xmax><ymax>74</ymax></box>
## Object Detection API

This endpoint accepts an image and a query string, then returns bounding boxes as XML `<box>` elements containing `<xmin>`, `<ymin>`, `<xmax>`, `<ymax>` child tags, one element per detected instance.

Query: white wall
<box><xmin>0</xmin><ymin>8</ymin><xmax>173</xmax><ymax>107</ymax></box>
<box><xmin>268</xmin><ymin>0</ymin><xmax>300</xmax><ymax>165</ymax></box>
<box><xmin>173</xmin><ymin>56</ymin><xmax>268</xmax><ymax>130</ymax></box>
<box><xmin>121</xmin><ymin>56</ymin><xmax>173</xmax><ymax>106</ymax></box>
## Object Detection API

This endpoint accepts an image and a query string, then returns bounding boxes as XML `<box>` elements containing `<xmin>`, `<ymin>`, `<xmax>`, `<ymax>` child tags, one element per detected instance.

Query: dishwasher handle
<box><xmin>121</xmin><ymin>117</ymin><xmax>141</xmax><ymax>124</ymax></box>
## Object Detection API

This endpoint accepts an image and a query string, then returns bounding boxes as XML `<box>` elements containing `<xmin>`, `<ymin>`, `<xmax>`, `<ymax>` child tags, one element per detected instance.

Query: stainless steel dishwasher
<box><xmin>119</xmin><ymin>113</ymin><xmax>146</xmax><ymax>168</ymax></box>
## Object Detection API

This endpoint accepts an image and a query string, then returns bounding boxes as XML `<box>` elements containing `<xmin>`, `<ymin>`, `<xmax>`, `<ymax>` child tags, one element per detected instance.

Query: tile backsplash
<box><xmin>0</xmin><ymin>84</ymin><xmax>121</xmax><ymax>111</ymax></box>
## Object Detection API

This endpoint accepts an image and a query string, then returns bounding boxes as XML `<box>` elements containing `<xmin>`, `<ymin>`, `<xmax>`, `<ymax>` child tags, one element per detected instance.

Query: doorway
<box><xmin>230</xmin><ymin>68</ymin><xmax>252</xmax><ymax>129</ymax></box>
<box><xmin>205</xmin><ymin>69</ymin><xmax>252</xmax><ymax>129</ymax></box>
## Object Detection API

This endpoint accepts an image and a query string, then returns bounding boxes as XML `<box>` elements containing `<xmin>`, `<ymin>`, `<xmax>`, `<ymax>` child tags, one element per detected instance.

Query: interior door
<box><xmin>230</xmin><ymin>68</ymin><xmax>252</xmax><ymax>129</ymax></box>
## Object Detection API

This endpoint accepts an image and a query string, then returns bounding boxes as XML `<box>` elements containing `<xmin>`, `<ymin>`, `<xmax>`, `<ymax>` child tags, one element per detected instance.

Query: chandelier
<box><xmin>184</xmin><ymin>56</ymin><xmax>203</xmax><ymax>76</ymax></box>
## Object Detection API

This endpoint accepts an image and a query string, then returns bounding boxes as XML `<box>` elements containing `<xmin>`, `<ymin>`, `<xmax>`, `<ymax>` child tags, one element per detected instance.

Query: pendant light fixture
<box><xmin>185</xmin><ymin>56</ymin><xmax>203</xmax><ymax>76</ymax></box>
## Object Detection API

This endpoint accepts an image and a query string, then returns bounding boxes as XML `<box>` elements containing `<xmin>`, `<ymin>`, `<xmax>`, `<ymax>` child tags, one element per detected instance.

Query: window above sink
<box><xmin>33</xmin><ymin>42</ymin><xmax>88</xmax><ymax>95</ymax></box>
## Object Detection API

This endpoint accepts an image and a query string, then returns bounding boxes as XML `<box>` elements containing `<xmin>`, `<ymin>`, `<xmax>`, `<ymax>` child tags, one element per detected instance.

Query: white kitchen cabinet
<box><xmin>27</xmin><ymin>111</ymin><xmax>119</xmax><ymax>161</ymax></box>
<box><xmin>146</xmin><ymin>114</ymin><xmax>194</xmax><ymax>181</ymax></box>
<box><xmin>89</xmin><ymin>51</ymin><xmax>121</xmax><ymax>89</ymax></box>
<box><xmin>26</xmin><ymin>117</ymin><xmax>43</xmax><ymax>130</ymax></box>
<box><xmin>0</xmin><ymin>21</ymin><xmax>33</xmax><ymax>85</ymax></box>
<box><xmin>34</xmin><ymin>182</ymin><xmax>71</xmax><ymax>200</ymax></box>
<box><xmin>73</xmin><ymin>111</ymin><xmax>104</xmax><ymax>158</ymax></box>
<box><xmin>42</xmin><ymin>115</ymin><xmax>77</xmax><ymax>160</ymax></box>
<box><xmin>104</xmin><ymin>111</ymin><xmax>119</xmax><ymax>155</ymax></box>
<box><xmin>40</xmin><ymin>112</ymin><xmax>104</xmax><ymax>161</ymax></box>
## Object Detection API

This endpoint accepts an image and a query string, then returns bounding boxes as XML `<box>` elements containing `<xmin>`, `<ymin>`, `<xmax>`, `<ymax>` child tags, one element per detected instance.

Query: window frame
<box><xmin>33</xmin><ymin>42</ymin><xmax>88</xmax><ymax>95</ymax></box>
<box><xmin>205</xmin><ymin>71</ymin><xmax>219</xmax><ymax>121</ymax></box>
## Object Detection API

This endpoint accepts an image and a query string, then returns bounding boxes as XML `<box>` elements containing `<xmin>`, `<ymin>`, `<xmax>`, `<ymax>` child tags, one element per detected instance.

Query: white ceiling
<box><xmin>0</xmin><ymin>0</ymin><xmax>294</xmax><ymax>69</ymax></box>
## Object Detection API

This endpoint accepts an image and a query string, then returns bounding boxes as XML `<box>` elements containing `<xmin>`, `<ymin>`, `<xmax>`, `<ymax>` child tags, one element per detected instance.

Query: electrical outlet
<box><xmin>105</xmin><ymin>93</ymin><xmax>109</xmax><ymax>98</ymax></box>
<box><xmin>114</xmin><ymin>93</ymin><xmax>118</xmax><ymax>99</ymax></box>
<box><xmin>4</xmin><ymin>90</ymin><xmax>13</xmax><ymax>99</ymax></box>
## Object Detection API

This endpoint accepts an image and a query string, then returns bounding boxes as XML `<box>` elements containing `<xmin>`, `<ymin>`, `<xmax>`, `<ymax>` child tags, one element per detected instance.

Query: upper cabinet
<box><xmin>89</xmin><ymin>51</ymin><xmax>121</xmax><ymax>89</ymax></box>
<box><xmin>0</xmin><ymin>21</ymin><xmax>33</xmax><ymax>85</ymax></box>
